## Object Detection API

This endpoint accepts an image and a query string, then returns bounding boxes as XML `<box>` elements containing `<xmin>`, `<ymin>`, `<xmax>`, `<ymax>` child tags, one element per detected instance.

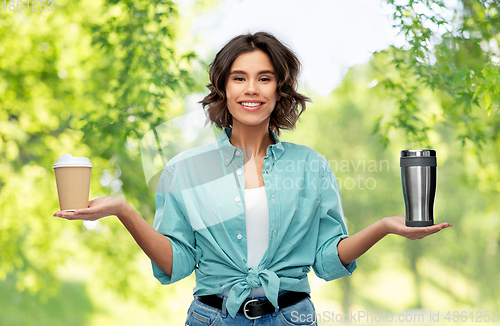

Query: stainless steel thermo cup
<box><xmin>400</xmin><ymin>150</ymin><xmax>437</xmax><ymax>227</ymax></box>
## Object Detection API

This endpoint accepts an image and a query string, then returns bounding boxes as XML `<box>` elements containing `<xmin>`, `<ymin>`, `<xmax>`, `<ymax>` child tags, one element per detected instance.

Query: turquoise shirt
<box><xmin>152</xmin><ymin>127</ymin><xmax>356</xmax><ymax>318</ymax></box>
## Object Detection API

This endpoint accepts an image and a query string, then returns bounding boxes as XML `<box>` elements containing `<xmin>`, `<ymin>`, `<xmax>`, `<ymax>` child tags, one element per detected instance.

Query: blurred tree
<box><xmin>377</xmin><ymin>0</ymin><xmax>500</xmax><ymax>148</ymax></box>
<box><xmin>371</xmin><ymin>2</ymin><xmax>500</xmax><ymax>311</ymax></box>
<box><xmin>0</xmin><ymin>0</ymin><xmax>202</xmax><ymax>312</ymax></box>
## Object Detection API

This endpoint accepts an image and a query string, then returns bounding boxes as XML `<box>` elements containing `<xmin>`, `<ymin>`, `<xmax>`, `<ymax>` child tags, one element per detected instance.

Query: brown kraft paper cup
<box><xmin>54</xmin><ymin>154</ymin><xmax>93</xmax><ymax>211</ymax></box>
<box><xmin>55</xmin><ymin>167</ymin><xmax>92</xmax><ymax>211</ymax></box>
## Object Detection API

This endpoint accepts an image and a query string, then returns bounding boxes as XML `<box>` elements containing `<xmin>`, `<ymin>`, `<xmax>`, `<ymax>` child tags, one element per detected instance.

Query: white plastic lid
<box><xmin>53</xmin><ymin>154</ymin><xmax>93</xmax><ymax>168</ymax></box>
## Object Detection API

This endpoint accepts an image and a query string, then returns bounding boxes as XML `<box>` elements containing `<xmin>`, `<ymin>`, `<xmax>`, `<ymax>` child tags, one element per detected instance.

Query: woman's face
<box><xmin>225</xmin><ymin>50</ymin><xmax>278</xmax><ymax>130</ymax></box>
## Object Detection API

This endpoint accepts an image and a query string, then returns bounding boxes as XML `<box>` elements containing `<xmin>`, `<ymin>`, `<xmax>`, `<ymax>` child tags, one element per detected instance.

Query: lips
<box><xmin>239</xmin><ymin>101</ymin><xmax>264</xmax><ymax>107</ymax></box>
<box><xmin>238</xmin><ymin>101</ymin><xmax>264</xmax><ymax>111</ymax></box>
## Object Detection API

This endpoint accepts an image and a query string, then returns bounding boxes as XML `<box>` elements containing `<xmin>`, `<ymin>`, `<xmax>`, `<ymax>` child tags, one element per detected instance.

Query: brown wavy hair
<box><xmin>200</xmin><ymin>32</ymin><xmax>310</xmax><ymax>136</ymax></box>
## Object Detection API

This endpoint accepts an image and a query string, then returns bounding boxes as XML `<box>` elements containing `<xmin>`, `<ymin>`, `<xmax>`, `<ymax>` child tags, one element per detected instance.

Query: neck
<box><xmin>228</xmin><ymin>122</ymin><xmax>274</xmax><ymax>159</ymax></box>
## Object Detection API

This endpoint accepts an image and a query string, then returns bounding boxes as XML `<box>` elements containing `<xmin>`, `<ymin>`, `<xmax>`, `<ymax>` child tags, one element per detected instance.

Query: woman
<box><xmin>54</xmin><ymin>32</ymin><xmax>451</xmax><ymax>325</ymax></box>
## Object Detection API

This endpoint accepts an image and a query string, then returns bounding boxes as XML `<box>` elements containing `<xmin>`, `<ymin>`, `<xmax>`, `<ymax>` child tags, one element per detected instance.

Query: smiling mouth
<box><xmin>239</xmin><ymin>102</ymin><xmax>264</xmax><ymax>107</ymax></box>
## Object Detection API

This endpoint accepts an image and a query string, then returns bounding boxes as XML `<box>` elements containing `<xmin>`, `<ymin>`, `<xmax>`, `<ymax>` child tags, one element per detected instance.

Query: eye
<box><xmin>260</xmin><ymin>77</ymin><xmax>271</xmax><ymax>82</ymax></box>
<box><xmin>233</xmin><ymin>77</ymin><xmax>245</xmax><ymax>81</ymax></box>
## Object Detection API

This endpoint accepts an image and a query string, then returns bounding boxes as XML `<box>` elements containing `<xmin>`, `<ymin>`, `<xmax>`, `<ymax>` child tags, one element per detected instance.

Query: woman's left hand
<box><xmin>382</xmin><ymin>215</ymin><xmax>452</xmax><ymax>240</ymax></box>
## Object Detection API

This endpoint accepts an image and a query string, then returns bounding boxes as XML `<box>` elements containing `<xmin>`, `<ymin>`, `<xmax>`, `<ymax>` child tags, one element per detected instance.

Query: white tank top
<box><xmin>245</xmin><ymin>186</ymin><xmax>269</xmax><ymax>270</ymax></box>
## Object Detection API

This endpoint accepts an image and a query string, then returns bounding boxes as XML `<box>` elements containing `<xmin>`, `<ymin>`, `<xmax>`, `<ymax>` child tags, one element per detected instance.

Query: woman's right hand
<box><xmin>53</xmin><ymin>196</ymin><xmax>127</xmax><ymax>221</ymax></box>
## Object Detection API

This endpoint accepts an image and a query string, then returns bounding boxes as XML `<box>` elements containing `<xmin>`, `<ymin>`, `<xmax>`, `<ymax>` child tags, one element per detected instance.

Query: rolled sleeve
<box><xmin>151</xmin><ymin>237</ymin><xmax>197</xmax><ymax>284</ymax></box>
<box><xmin>152</xmin><ymin>168</ymin><xmax>200</xmax><ymax>284</ymax></box>
<box><xmin>312</xmin><ymin>156</ymin><xmax>357</xmax><ymax>281</ymax></box>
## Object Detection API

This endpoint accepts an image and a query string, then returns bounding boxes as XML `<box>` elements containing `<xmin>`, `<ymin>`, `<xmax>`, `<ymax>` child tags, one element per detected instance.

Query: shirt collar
<box><xmin>217</xmin><ymin>127</ymin><xmax>285</xmax><ymax>166</ymax></box>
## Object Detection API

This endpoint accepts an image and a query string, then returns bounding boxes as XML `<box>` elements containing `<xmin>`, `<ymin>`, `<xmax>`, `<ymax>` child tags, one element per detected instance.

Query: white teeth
<box><xmin>240</xmin><ymin>102</ymin><xmax>262</xmax><ymax>107</ymax></box>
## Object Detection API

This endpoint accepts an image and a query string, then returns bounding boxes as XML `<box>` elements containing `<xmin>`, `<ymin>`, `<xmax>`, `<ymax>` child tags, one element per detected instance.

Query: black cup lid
<box><xmin>400</xmin><ymin>150</ymin><xmax>437</xmax><ymax>167</ymax></box>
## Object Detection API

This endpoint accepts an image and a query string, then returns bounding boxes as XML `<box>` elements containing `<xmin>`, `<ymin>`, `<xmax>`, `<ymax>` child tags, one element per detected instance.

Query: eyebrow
<box><xmin>229</xmin><ymin>70</ymin><xmax>275</xmax><ymax>75</ymax></box>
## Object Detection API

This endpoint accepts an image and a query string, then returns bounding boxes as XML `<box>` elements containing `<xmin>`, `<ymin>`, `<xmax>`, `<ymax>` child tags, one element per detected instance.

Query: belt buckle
<box><xmin>243</xmin><ymin>299</ymin><xmax>262</xmax><ymax>320</ymax></box>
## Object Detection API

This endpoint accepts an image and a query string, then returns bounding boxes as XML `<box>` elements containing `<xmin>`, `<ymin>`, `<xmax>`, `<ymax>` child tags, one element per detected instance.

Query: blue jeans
<box><xmin>184</xmin><ymin>293</ymin><xmax>317</xmax><ymax>326</ymax></box>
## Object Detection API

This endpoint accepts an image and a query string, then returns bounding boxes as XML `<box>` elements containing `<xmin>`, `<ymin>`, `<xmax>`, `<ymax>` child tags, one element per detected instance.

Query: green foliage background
<box><xmin>0</xmin><ymin>0</ymin><xmax>499</xmax><ymax>325</ymax></box>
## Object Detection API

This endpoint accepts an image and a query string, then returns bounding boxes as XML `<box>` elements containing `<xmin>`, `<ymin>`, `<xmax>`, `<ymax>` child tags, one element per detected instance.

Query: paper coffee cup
<box><xmin>53</xmin><ymin>154</ymin><xmax>92</xmax><ymax>211</ymax></box>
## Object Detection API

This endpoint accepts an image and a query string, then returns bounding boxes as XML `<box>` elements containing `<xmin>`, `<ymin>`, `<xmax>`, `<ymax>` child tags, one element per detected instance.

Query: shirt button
<box><xmin>237</xmin><ymin>234</ymin><xmax>242</xmax><ymax>240</ymax></box>
<box><xmin>235</xmin><ymin>151</ymin><xmax>241</xmax><ymax>156</ymax></box>
<box><xmin>235</xmin><ymin>197</ymin><xmax>240</xmax><ymax>202</ymax></box>
<box><xmin>273</xmin><ymin>230</ymin><xmax>277</xmax><ymax>236</ymax></box>
<box><xmin>225</xmin><ymin>158</ymin><xmax>230</xmax><ymax>164</ymax></box>
<box><xmin>271</xmin><ymin>195</ymin><xmax>274</xmax><ymax>201</ymax></box>
<box><xmin>237</xmin><ymin>170</ymin><xmax>242</xmax><ymax>175</ymax></box>
<box><xmin>265</xmin><ymin>170</ymin><xmax>268</xmax><ymax>174</ymax></box>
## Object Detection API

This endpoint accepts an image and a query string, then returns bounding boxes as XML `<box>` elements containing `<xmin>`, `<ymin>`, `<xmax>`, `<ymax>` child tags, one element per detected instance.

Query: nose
<box><xmin>244</xmin><ymin>80</ymin><xmax>259</xmax><ymax>95</ymax></box>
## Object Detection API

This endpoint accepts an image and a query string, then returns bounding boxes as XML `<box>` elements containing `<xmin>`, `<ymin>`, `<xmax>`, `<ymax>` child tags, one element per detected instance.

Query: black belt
<box><xmin>195</xmin><ymin>291</ymin><xmax>309</xmax><ymax>320</ymax></box>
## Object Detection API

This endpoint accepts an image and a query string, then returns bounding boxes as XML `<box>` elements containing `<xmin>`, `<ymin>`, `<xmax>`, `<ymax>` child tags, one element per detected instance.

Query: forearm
<box><xmin>337</xmin><ymin>219</ymin><xmax>388</xmax><ymax>265</ymax></box>
<box><xmin>117</xmin><ymin>202</ymin><xmax>173</xmax><ymax>276</ymax></box>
